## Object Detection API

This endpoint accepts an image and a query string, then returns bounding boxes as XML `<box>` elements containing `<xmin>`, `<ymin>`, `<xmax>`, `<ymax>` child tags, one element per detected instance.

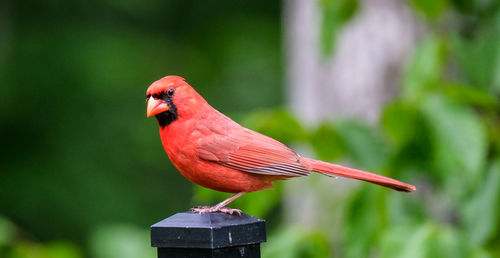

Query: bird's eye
<box><xmin>167</xmin><ymin>88</ymin><xmax>175</xmax><ymax>96</ymax></box>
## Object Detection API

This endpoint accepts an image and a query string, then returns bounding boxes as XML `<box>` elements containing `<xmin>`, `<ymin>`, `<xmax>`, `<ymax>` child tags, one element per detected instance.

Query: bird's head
<box><xmin>146</xmin><ymin>76</ymin><xmax>205</xmax><ymax>127</ymax></box>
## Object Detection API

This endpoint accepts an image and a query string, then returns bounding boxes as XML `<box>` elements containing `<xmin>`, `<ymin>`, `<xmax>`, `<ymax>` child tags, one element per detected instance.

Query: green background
<box><xmin>1</xmin><ymin>0</ymin><xmax>500</xmax><ymax>257</ymax></box>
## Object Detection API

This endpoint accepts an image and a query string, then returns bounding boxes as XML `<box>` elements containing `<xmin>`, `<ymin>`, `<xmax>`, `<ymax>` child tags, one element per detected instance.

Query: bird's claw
<box><xmin>191</xmin><ymin>206</ymin><xmax>242</xmax><ymax>215</ymax></box>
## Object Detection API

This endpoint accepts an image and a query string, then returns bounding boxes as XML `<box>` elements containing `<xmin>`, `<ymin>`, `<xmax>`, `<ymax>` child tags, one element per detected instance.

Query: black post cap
<box><xmin>151</xmin><ymin>212</ymin><xmax>266</xmax><ymax>258</ymax></box>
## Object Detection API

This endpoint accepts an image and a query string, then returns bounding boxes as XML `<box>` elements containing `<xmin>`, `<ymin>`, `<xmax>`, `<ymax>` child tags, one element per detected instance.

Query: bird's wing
<box><xmin>196</xmin><ymin>126</ymin><xmax>310</xmax><ymax>177</ymax></box>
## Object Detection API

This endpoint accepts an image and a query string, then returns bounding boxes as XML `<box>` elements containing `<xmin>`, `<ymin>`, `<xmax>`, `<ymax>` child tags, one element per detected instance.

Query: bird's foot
<box><xmin>191</xmin><ymin>206</ymin><xmax>242</xmax><ymax>215</ymax></box>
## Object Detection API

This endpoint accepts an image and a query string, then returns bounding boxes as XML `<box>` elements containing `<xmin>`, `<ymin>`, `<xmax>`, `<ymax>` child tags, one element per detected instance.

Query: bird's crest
<box><xmin>147</xmin><ymin>75</ymin><xmax>186</xmax><ymax>95</ymax></box>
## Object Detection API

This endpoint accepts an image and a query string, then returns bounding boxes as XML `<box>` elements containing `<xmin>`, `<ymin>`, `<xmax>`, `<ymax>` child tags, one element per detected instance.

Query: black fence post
<box><xmin>151</xmin><ymin>212</ymin><xmax>266</xmax><ymax>258</ymax></box>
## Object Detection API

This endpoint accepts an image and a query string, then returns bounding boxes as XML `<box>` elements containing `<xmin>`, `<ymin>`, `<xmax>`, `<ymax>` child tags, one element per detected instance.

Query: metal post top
<box><xmin>151</xmin><ymin>212</ymin><xmax>266</xmax><ymax>249</ymax></box>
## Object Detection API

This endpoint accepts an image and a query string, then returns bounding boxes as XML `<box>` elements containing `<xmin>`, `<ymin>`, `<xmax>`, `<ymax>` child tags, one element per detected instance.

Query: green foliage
<box><xmin>0</xmin><ymin>217</ymin><xmax>83</xmax><ymax>258</ymax></box>
<box><xmin>463</xmin><ymin>160</ymin><xmax>500</xmax><ymax>246</ymax></box>
<box><xmin>7</xmin><ymin>242</ymin><xmax>82</xmax><ymax>258</ymax></box>
<box><xmin>411</xmin><ymin>0</ymin><xmax>449</xmax><ymax>19</ymax></box>
<box><xmin>442</xmin><ymin>83</ymin><xmax>500</xmax><ymax>109</ymax></box>
<box><xmin>89</xmin><ymin>224</ymin><xmax>155</xmax><ymax>258</ymax></box>
<box><xmin>262</xmin><ymin>226</ymin><xmax>330</xmax><ymax>258</ymax></box>
<box><xmin>336</xmin><ymin>121</ymin><xmax>390</xmax><ymax>170</ymax></box>
<box><xmin>382</xmin><ymin>102</ymin><xmax>421</xmax><ymax>149</ymax></box>
<box><xmin>319</xmin><ymin>0</ymin><xmax>359</xmax><ymax>57</ymax></box>
<box><xmin>262</xmin><ymin>2</ymin><xmax>500</xmax><ymax>256</ymax></box>
<box><xmin>0</xmin><ymin>0</ymin><xmax>282</xmax><ymax>256</ymax></box>
<box><xmin>310</xmin><ymin>122</ymin><xmax>346</xmax><ymax>161</ymax></box>
<box><xmin>402</xmin><ymin>35</ymin><xmax>446</xmax><ymax>101</ymax></box>
<box><xmin>0</xmin><ymin>216</ymin><xmax>16</xmax><ymax>247</ymax></box>
<box><xmin>380</xmin><ymin>222</ymin><xmax>470</xmax><ymax>258</ymax></box>
<box><xmin>454</xmin><ymin>30</ymin><xmax>500</xmax><ymax>94</ymax></box>
<box><xmin>342</xmin><ymin>187</ymin><xmax>386</xmax><ymax>258</ymax></box>
<box><xmin>240</xmin><ymin>108</ymin><xmax>308</xmax><ymax>143</ymax></box>
<box><xmin>421</xmin><ymin>93</ymin><xmax>487</xmax><ymax>188</ymax></box>
<box><xmin>188</xmin><ymin>13</ymin><xmax>500</xmax><ymax>255</ymax></box>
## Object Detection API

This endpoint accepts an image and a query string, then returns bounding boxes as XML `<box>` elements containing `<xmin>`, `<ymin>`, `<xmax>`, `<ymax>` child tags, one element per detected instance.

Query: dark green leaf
<box><xmin>343</xmin><ymin>187</ymin><xmax>385</xmax><ymax>257</ymax></box>
<box><xmin>411</xmin><ymin>0</ymin><xmax>448</xmax><ymax>19</ymax></box>
<box><xmin>381</xmin><ymin>222</ymin><xmax>469</xmax><ymax>258</ymax></box>
<box><xmin>45</xmin><ymin>242</ymin><xmax>83</xmax><ymax>258</ymax></box>
<box><xmin>453</xmin><ymin>32</ymin><xmax>500</xmax><ymax>94</ymax></box>
<box><xmin>382</xmin><ymin>102</ymin><xmax>420</xmax><ymax>148</ymax></box>
<box><xmin>319</xmin><ymin>0</ymin><xmax>359</xmax><ymax>56</ymax></box>
<box><xmin>89</xmin><ymin>224</ymin><xmax>155</xmax><ymax>258</ymax></box>
<box><xmin>262</xmin><ymin>226</ymin><xmax>330</xmax><ymax>258</ymax></box>
<box><xmin>402</xmin><ymin>36</ymin><xmax>446</xmax><ymax>100</ymax></box>
<box><xmin>309</xmin><ymin>123</ymin><xmax>347</xmax><ymax>161</ymax></box>
<box><xmin>463</xmin><ymin>160</ymin><xmax>500</xmax><ymax>246</ymax></box>
<box><xmin>441</xmin><ymin>83</ymin><xmax>500</xmax><ymax>109</ymax></box>
<box><xmin>336</xmin><ymin>121</ymin><xmax>389</xmax><ymax>170</ymax></box>
<box><xmin>234</xmin><ymin>184</ymin><xmax>283</xmax><ymax>218</ymax></box>
<box><xmin>240</xmin><ymin>109</ymin><xmax>307</xmax><ymax>144</ymax></box>
<box><xmin>420</xmin><ymin>94</ymin><xmax>487</xmax><ymax>187</ymax></box>
<box><xmin>0</xmin><ymin>216</ymin><xmax>15</xmax><ymax>246</ymax></box>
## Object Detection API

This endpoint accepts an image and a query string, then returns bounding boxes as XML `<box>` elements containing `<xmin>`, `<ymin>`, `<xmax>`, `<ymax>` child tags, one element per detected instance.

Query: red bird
<box><xmin>146</xmin><ymin>76</ymin><xmax>415</xmax><ymax>214</ymax></box>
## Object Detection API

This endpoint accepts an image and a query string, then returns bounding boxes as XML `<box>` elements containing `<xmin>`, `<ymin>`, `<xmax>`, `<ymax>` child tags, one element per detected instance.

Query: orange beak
<box><xmin>147</xmin><ymin>97</ymin><xmax>170</xmax><ymax>117</ymax></box>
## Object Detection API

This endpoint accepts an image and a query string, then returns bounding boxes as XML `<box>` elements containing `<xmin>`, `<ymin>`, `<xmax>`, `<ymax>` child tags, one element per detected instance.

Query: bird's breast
<box><xmin>158</xmin><ymin>120</ymin><xmax>276</xmax><ymax>193</ymax></box>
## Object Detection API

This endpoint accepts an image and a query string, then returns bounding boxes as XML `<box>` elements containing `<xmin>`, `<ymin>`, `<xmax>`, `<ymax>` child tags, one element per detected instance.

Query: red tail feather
<box><xmin>300</xmin><ymin>157</ymin><xmax>416</xmax><ymax>192</ymax></box>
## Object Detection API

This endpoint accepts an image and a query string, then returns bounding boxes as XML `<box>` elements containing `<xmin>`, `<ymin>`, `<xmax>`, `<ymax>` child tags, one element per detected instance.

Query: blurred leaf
<box><xmin>319</xmin><ymin>0</ymin><xmax>359</xmax><ymax>57</ymax></box>
<box><xmin>420</xmin><ymin>94</ymin><xmax>487</xmax><ymax>187</ymax></box>
<box><xmin>0</xmin><ymin>216</ymin><xmax>16</xmax><ymax>246</ymax></box>
<box><xmin>402</xmin><ymin>36</ymin><xmax>445</xmax><ymax>100</ymax></box>
<box><xmin>382</xmin><ymin>102</ymin><xmax>420</xmax><ymax>148</ymax></box>
<box><xmin>7</xmin><ymin>241</ymin><xmax>82</xmax><ymax>258</ymax></box>
<box><xmin>411</xmin><ymin>0</ymin><xmax>448</xmax><ymax>19</ymax></box>
<box><xmin>454</xmin><ymin>31</ymin><xmax>500</xmax><ymax>94</ymax></box>
<box><xmin>470</xmin><ymin>248</ymin><xmax>495</xmax><ymax>258</ymax></box>
<box><xmin>262</xmin><ymin>227</ymin><xmax>302</xmax><ymax>258</ymax></box>
<box><xmin>0</xmin><ymin>0</ymin><xmax>283</xmax><ymax>246</ymax></box>
<box><xmin>442</xmin><ymin>83</ymin><xmax>500</xmax><ymax>109</ymax></box>
<box><xmin>309</xmin><ymin>123</ymin><xmax>347</xmax><ymax>161</ymax></box>
<box><xmin>241</xmin><ymin>108</ymin><xmax>307</xmax><ymax>144</ymax></box>
<box><xmin>379</xmin><ymin>222</ymin><xmax>420</xmax><ymax>258</ymax></box>
<box><xmin>234</xmin><ymin>186</ymin><xmax>282</xmax><ymax>218</ymax></box>
<box><xmin>381</xmin><ymin>222</ymin><xmax>469</xmax><ymax>258</ymax></box>
<box><xmin>463</xmin><ymin>160</ymin><xmax>500</xmax><ymax>246</ymax></box>
<box><xmin>336</xmin><ymin>120</ymin><xmax>389</xmax><ymax>170</ymax></box>
<box><xmin>382</xmin><ymin>223</ymin><xmax>437</xmax><ymax>258</ymax></box>
<box><xmin>486</xmin><ymin>115</ymin><xmax>500</xmax><ymax>157</ymax></box>
<box><xmin>101</xmin><ymin>0</ymin><xmax>165</xmax><ymax>14</ymax></box>
<box><xmin>343</xmin><ymin>187</ymin><xmax>385</xmax><ymax>258</ymax></box>
<box><xmin>44</xmin><ymin>242</ymin><xmax>82</xmax><ymax>258</ymax></box>
<box><xmin>386</xmin><ymin>185</ymin><xmax>427</xmax><ymax>222</ymax></box>
<box><xmin>382</xmin><ymin>103</ymin><xmax>432</xmax><ymax>178</ymax></box>
<box><xmin>89</xmin><ymin>224</ymin><xmax>154</xmax><ymax>258</ymax></box>
<box><xmin>262</xmin><ymin>226</ymin><xmax>330</xmax><ymax>258</ymax></box>
<box><xmin>450</xmin><ymin>0</ymin><xmax>499</xmax><ymax>13</ymax></box>
<box><xmin>8</xmin><ymin>242</ymin><xmax>48</xmax><ymax>258</ymax></box>
<box><xmin>427</xmin><ymin>225</ymin><xmax>469</xmax><ymax>258</ymax></box>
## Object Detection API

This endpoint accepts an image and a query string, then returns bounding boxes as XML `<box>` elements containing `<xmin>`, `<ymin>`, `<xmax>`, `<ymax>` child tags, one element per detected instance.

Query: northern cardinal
<box><xmin>146</xmin><ymin>76</ymin><xmax>415</xmax><ymax>214</ymax></box>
